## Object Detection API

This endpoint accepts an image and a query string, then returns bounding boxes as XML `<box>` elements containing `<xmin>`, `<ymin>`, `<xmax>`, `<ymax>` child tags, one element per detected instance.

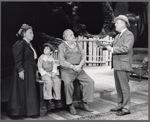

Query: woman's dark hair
<box><xmin>20</xmin><ymin>26</ymin><xmax>32</xmax><ymax>38</ymax></box>
<box><xmin>16</xmin><ymin>24</ymin><xmax>33</xmax><ymax>38</ymax></box>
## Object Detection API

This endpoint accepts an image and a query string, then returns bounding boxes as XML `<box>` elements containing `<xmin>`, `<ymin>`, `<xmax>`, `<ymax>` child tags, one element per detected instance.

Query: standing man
<box><xmin>96</xmin><ymin>15</ymin><xmax>134</xmax><ymax>116</ymax></box>
<box><xmin>58</xmin><ymin>29</ymin><xmax>94</xmax><ymax>115</ymax></box>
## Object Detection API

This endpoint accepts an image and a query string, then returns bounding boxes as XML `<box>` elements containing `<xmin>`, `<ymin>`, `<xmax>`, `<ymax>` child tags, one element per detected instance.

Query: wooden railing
<box><xmin>53</xmin><ymin>38</ymin><xmax>112</xmax><ymax>66</ymax></box>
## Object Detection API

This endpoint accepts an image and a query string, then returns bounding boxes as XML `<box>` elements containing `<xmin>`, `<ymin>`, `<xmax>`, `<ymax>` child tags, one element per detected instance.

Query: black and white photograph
<box><xmin>1</xmin><ymin>1</ymin><xmax>149</xmax><ymax>120</ymax></box>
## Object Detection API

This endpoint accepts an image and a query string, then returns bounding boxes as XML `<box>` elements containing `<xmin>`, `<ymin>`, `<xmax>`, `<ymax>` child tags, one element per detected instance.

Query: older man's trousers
<box><xmin>60</xmin><ymin>69</ymin><xmax>95</xmax><ymax>105</ymax></box>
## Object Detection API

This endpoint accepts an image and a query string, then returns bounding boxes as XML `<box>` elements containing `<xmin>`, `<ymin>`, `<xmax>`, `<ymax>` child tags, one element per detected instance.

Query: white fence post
<box><xmin>96</xmin><ymin>46</ymin><xmax>100</xmax><ymax>66</ymax></box>
<box><xmin>103</xmin><ymin>50</ymin><xmax>108</xmax><ymax>66</ymax></box>
<box><xmin>89</xmin><ymin>40</ymin><xmax>93</xmax><ymax>66</ymax></box>
<box><xmin>83</xmin><ymin>41</ymin><xmax>87</xmax><ymax>66</ymax></box>
<box><xmin>93</xmin><ymin>41</ymin><xmax>96</xmax><ymax>66</ymax></box>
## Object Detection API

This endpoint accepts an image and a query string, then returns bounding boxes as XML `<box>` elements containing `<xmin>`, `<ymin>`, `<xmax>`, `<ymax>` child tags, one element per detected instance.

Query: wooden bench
<box><xmin>36</xmin><ymin>69</ymin><xmax>82</xmax><ymax>116</ymax></box>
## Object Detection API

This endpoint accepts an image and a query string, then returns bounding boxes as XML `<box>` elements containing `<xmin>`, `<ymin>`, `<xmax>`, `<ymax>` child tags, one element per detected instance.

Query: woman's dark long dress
<box><xmin>7</xmin><ymin>40</ymin><xmax>40</xmax><ymax>116</ymax></box>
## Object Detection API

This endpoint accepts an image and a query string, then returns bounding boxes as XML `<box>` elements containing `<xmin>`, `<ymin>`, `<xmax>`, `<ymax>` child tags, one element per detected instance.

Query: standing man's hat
<box><xmin>113</xmin><ymin>15</ymin><xmax>130</xmax><ymax>27</ymax></box>
<box><xmin>43</xmin><ymin>42</ymin><xmax>55</xmax><ymax>52</ymax></box>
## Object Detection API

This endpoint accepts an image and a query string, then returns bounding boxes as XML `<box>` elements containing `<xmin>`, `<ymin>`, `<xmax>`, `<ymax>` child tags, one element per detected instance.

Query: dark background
<box><xmin>1</xmin><ymin>2</ymin><xmax>148</xmax><ymax>78</ymax></box>
<box><xmin>1</xmin><ymin>2</ymin><xmax>104</xmax><ymax>47</ymax></box>
<box><xmin>1</xmin><ymin>2</ymin><xmax>148</xmax><ymax>47</ymax></box>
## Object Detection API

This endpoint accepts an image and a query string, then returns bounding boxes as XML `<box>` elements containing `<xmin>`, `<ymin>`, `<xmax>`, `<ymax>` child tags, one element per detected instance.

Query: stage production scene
<box><xmin>1</xmin><ymin>1</ymin><xmax>148</xmax><ymax>120</ymax></box>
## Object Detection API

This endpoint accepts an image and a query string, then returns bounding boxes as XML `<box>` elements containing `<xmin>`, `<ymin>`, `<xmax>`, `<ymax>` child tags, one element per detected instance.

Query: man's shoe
<box><xmin>116</xmin><ymin>110</ymin><xmax>131</xmax><ymax>116</ymax></box>
<box><xmin>110</xmin><ymin>107</ymin><xmax>122</xmax><ymax>112</ymax></box>
<box><xmin>69</xmin><ymin>105</ymin><xmax>77</xmax><ymax>115</ymax></box>
<box><xmin>79</xmin><ymin>103</ymin><xmax>93</xmax><ymax>112</ymax></box>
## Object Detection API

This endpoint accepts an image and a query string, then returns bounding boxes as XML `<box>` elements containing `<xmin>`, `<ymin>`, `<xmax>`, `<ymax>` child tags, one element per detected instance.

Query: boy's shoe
<box><xmin>45</xmin><ymin>100</ymin><xmax>55</xmax><ymax>111</ymax></box>
<box><xmin>55</xmin><ymin>100</ymin><xmax>62</xmax><ymax>108</ymax></box>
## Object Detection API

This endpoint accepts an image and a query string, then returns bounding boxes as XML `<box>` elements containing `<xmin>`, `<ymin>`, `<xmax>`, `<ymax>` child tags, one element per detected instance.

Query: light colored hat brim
<box><xmin>114</xmin><ymin>16</ymin><xmax>130</xmax><ymax>27</ymax></box>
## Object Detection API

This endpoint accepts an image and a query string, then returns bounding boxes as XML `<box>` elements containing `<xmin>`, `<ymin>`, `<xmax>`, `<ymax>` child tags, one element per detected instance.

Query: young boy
<box><xmin>37</xmin><ymin>42</ymin><xmax>61</xmax><ymax>108</ymax></box>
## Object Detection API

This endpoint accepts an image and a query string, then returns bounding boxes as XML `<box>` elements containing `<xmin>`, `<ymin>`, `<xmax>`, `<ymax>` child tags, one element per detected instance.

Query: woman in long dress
<box><xmin>7</xmin><ymin>24</ymin><xmax>40</xmax><ymax>118</ymax></box>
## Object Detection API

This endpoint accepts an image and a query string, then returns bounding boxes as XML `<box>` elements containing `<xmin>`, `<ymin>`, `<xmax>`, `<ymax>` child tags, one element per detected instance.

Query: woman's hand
<box><xmin>36</xmin><ymin>71</ymin><xmax>39</xmax><ymax>79</ymax></box>
<box><xmin>19</xmin><ymin>71</ymin><xmax>24</xmax><ymax>80</ymax></box>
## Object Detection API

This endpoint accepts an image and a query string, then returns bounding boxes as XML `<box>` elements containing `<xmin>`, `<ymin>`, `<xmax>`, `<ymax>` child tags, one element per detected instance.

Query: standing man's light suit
<box><xmin>97</xmin><ymin>15</ymin><xmax>134</xmax><ymax>116</ymax></box>
<box><xmin>112</xmin><ymin>28</ymin><xmax>134</xmax><ymax>110</ymax></box>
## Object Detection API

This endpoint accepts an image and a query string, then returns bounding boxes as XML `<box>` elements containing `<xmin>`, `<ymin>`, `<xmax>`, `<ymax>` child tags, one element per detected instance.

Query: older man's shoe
<box><xmin>110</xmin><ymin>107</ymin><xmax>122</xmax><ymax>112</ymax></box>
<box><xmin>116</xmin><ymin>110</ymin><xmax>131</xmax><ymax>116</ymax></box>
<box><xmin>69</xmin><ymin>105</ymin><xmax>77</xmax><ymax>115</ymax></box>
<box><xmin>79</xmin><ymin>103</ymin><xmax>93</xmax><ymax>112</ymax></box>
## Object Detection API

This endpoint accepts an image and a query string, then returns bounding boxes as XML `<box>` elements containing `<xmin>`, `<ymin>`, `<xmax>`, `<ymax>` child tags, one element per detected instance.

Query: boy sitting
<box><xmin>37</xmin><ymin>42</ymin><xmax>61</xmax><ymax>109</ymax></box>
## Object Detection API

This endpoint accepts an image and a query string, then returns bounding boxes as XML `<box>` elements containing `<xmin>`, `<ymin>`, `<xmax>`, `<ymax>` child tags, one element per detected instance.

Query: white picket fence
<box><xmin>78</xmin><ymin>38</ymin><xmax>112</xmax><ymax>66</ymax></box>
<box><xmin>53</xmin><ymin>39</ymin><xmax>112</xmax><ymax>66</ymax></box>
